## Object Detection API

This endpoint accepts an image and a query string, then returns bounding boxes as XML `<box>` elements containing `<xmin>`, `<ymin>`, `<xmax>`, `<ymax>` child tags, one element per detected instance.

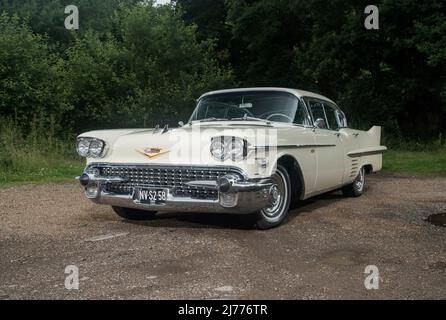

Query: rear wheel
<box><xmin>342</xmin><ymin>166</ymin><xmax>366</xmax><ymax>197</ymax></box>
<box><xmin>255</xmin><ymin>165</ymin><xmax>292</xmax><ymax>230</ymax></box>
<box><xmin>112</xmin><ymin>206</ymin><xmax>157</xmax><ymax>221</ymax></box>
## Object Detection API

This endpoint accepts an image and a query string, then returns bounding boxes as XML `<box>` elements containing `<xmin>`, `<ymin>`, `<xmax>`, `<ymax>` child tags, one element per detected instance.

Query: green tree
<box><xmin>113</xmin><ymin>3</ymin><xmax>234</xmax><ymax>126</ymax></box>
<box><xmin>62</xmin><ymin>31</ymin><xmax>136</xmax><ymax>131</ymax></box>
<box><xmin>0</xmin><ymin>14</ymin><xmax>70</xmax><ymax>130</ymax></box>
<box><xmin>173</xmin><ymin>0</ymin><xmax>232</xmax><ymax>62</ymax></box>
<box><xmin>63</xmin><ymin>3</ymin><xmax>234</xmax><ymax>131</ymax></box>
<box><xmin>225</xmin><ymin>0</ymin><xmax>446</xmax><ymax>137</ymax></box>
<box><xmin>0</xmin><ymin>0</ymin><xmax>140</xmax><ymax>47</ymax></box>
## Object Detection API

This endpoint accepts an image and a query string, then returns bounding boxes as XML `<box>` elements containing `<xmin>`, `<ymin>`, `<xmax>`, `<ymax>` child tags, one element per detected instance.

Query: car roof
<box><xmin>198</xmin><ymin>87</ymin><xmax>337</xmax><ymax>105</ymax></box>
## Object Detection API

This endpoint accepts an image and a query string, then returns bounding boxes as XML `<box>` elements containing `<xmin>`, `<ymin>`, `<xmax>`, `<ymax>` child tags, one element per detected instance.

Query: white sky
<box><xmin>155</xmin><ymin>0</ymin><xmax>171</xmax><ymax>5</ymax></box>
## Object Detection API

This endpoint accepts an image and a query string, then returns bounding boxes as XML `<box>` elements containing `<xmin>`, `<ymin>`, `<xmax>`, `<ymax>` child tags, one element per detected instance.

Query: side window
<box><xmin>293</xmin><ymin>100</ymin><xmax>310</xmax><ymax>126</ymax></box>
<box><xmin>323</xmin><ymin>104</ymin><xmax>340</xmax><ymax>130</ymax></box>
<box><xmin>307</xmin><ymin>99</ymin><xmax>328</xmax><ymax>129</ymax></box>
<box><xmin>336</xmin><ymin>110</ymin><xmax>347</xmax><ymax>128</ymax></box>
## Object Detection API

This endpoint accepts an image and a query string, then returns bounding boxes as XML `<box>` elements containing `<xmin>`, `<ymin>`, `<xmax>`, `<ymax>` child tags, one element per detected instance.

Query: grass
<box><xmin>383</xmin><ymin>149</ymin><xmax>446</xmax><ymax>176</ymax></box>
<box><xmin>0</xmin><ymin>119</ymin><xmax>84</xmax><ymax>188</ymax></box>
<box><xmin>0</xmin><ymin>159</ymin><xmax>84</xmax><ymax>188</ymax></box>
<box><xmin>0</xmin><ymin>118</ymin><xmax>445</xmax><ymax>188</ymax></box>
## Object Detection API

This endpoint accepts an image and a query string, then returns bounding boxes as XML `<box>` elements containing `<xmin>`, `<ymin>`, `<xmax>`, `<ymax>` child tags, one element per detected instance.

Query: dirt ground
<box><xmin>0</xmin><ymin>173</ymin><xmax>445</xmax><ymax>300</ymax></box>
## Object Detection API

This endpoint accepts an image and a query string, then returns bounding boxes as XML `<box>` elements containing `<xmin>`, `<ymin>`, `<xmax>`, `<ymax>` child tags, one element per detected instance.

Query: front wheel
<box><xmin>342</xmin><ymin>166</ymin><xmax>366</xmax><ymax>197</ymax></box>
<box><xmin>112</xmin><ymin>207</ymin><xmax>157</xmax><ymax>221</ymax></box>
<box><xmin>254</xmin><ymin>165</ymin><xmax>292</xmax><ymax>230</ymax></box>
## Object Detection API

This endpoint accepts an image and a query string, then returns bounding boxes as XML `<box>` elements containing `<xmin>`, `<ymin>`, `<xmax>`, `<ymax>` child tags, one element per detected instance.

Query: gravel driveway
<box><xmin>0</xmin><ymin>174</ymin><xmax>445</xmax><ymax>299</ymax></box>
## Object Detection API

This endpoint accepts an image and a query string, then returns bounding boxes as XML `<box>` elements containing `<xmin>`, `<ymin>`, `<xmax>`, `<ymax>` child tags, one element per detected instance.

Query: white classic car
<box><xmin>76</xmin><ymin>88</ymin><xmax>386</xmax><ymax>229</ymax></box>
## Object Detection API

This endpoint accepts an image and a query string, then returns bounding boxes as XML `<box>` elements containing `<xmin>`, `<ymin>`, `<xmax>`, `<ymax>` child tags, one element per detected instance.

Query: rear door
<box><xmin>306</xmin><ymin>98</ymin><xmax>344</xmax><ymax>192</ymax></box>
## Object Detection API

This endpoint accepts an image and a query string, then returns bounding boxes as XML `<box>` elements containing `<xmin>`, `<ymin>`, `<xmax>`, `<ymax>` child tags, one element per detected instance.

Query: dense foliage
<box><xmin>0</xmin><ymin>0</ymin><xmax>234</xmax><ymax>132</ymax></box>
<box><xmin>0</xmin><ymin>0</ymin><xmax>445</xmax><ymax>139</ymax></box>
<box><xmin>178</xmin><ymin>0</ymin><xmax>446</xmax><ymax>138</ymax></box>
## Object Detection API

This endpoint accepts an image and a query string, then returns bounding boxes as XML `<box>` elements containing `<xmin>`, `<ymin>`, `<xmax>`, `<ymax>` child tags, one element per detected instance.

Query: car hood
<box><xmin>80</xmin><ymin>122</ymin><xmax>292</xmax><ymax>166</ymax></box>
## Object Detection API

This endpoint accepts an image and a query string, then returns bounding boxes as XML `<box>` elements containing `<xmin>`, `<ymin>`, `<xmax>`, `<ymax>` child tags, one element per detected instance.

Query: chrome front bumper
<box><xmin>77</xmin><ymin>166</ymin><xmax>274</xmax><ymax>214</ymax></box>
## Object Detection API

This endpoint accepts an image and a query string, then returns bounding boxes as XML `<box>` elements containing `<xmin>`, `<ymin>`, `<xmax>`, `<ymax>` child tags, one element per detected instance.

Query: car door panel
<box><xmin>306</xmin><ymin>99</ymin><xmax>344</xmax><ymax>192</ymax></box>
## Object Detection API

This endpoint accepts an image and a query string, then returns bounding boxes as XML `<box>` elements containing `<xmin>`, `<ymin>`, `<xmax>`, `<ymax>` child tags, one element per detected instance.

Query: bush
<box><xmin>0</xmin><ymin>13</ymin><xmax>71</xmax><ymax>132</ymax></box>
<box><xmin>61</xmin><ymin>4</ymin><xmax>234</xmax><ymax>132</ymax></box>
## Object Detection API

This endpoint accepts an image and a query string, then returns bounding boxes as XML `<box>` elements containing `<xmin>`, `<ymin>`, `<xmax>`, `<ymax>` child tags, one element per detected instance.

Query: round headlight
<box><xmin>211</xmin><ymin>137</ymin><xmax>246</xmax><ymax>162</ymax></box>
<box><xmin>76</xmin><ymin>138</ymin><xmax>106</xmax><ymax>158</ymax></box>
<box><xmin>210</xmin><ymin>139</ymin><xmax>229</xmax><ymax>161</ymax></box>
<box><xmin>89</xmin><ymin>139</ymin><xmax>105</xmax><ymax>158</ymax></box>
<box><xmin>77</xmin><ymin>139</ymin><xmax>91</xmax><ymax>157</ymax></box>
<box><xmin>229</xmin><ymin>138</ymin><xmax>245</xmax><ymax>161</ymax></box>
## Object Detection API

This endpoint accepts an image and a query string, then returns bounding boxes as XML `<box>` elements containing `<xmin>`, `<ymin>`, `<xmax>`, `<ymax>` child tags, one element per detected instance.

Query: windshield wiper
<box><xmin>197</xmin><ymin>116</ymin><xmax>272</xmax><ymax>125</ymax></box>
<box><xmin>230</xmin><ymin>115</ymin><xmax>272</xmax><ymax>125</ymax></box>
<box><xmin>198</xmin><ymin>117</ymin><xmax>228</xmax><ymax>122</ymax></box>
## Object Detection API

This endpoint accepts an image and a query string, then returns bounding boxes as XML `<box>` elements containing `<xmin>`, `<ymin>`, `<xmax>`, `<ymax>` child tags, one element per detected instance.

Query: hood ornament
<box><xmin>137</xmin><ymin>147</ymin><xmax>169</xmax><ymax>159</ymax></box>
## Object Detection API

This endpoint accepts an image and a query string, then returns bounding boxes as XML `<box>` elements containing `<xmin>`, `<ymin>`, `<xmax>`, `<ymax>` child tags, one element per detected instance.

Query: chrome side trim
<box><xmin>250</xmin><ymin>144</ymin><xmax>336</xmax><ymax>150</ymax></box>
<box><xmin>347</xmin><ymin>146</ymin><xmax>387</xmax><ymax>158</ymax></box>
<box><xmin>185</xmin><ymin>178</ymin><xmax>273</xmax><ymax>192</ymax></box>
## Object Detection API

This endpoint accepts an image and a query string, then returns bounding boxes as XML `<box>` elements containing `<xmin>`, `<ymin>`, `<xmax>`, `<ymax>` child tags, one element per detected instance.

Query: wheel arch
<box><xmin>275</xmin><ymin>154</ymin><xmax>305</xmax><ymax>201</ymax></box>
<box><xmin>363</xmin><ymin>164</ymin><xmax>373</xmax><ymax>174</ymax></box>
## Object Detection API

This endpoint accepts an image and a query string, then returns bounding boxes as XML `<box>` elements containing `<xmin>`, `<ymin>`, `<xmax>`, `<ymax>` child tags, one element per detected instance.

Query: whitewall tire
<box><xmin>342</xmin><ymin>166</ymin><xmax>366</xmax><ymax>197</ymax></box>
<box><xmin>255</xmin><ymin>165</ymin><xmax>292</xmax><ymax>229</ymax></box>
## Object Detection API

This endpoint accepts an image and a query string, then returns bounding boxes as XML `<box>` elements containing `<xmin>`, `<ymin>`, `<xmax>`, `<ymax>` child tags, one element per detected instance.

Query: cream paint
<box><xmin>78</xmin><ymin>88</ymin><xmax>386</xmax><ymax>200</ymax></box>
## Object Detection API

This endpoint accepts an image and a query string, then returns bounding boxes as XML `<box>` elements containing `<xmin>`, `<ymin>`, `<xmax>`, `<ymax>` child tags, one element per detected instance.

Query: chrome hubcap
<box><xmin>263</xmin><ymin>170</ymin><xmax>287</xmax><ymax>218</ymax></box>
<box><xmin>354</xmin><ymin>167</ymin><xmax>365</xmax><ymax>192</ymax></box>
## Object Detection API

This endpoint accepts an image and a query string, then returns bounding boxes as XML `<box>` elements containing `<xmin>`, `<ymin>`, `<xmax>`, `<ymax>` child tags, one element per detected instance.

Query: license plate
<box><xmin>134</xmin><ymin>188</ymin><xmax>168</xmax><ymax>205</ymax></box>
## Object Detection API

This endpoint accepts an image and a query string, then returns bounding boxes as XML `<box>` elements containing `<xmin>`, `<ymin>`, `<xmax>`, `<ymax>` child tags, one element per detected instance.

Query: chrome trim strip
<box><xmin>76</xmin><ymin>174</ymin><xmax>128</xmax><ymax>184</ymax></box>
<box><xmin>348</xmin><ymin>150</ymin><xmax>386</xmax><ymax>158</ymax></box>
<box><xmin>250</xmin><ymin>144</ymin><xmax>336</xmax><ymax>150</ymax></box>
<box><xmin>185</xmin><ymin>181</ymin><xmax>219</xmax><ymax>190</ymax></box>
<box><xmin>231</xmin><ymin>179</ymin><xmax>273</xmax><ymax>192</ymax></box>
<box><xmin>347</xmin><ymin>146</ymin><xmax>387</xmax><ymax>158</ymax></box>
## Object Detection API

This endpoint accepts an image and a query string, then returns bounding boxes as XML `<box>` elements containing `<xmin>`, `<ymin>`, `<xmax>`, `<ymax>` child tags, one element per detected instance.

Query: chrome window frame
<box><xmin>302</xmin><ymin>96</ymin><xmax>348</xmax><ymax>131</ymax></box>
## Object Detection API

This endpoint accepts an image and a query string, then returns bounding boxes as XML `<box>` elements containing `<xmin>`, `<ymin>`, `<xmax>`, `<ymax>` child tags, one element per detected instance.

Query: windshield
<box><xmin>189</xmin><ymin>91</ymin><xmax>309</xmax><ymax>125</ymax></box>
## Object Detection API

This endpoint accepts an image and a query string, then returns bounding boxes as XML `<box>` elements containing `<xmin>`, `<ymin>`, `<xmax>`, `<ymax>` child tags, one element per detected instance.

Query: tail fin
<box><xmin>368</xmin><ymin>126</ymin><xmax>382</xmax><ymax>145</ymax></box>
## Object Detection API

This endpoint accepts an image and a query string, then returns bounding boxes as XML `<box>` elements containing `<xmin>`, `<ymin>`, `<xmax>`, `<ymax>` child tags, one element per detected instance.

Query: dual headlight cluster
<box><xmin>210</xmin><ymin>137</ymin><xmax>248</xmax><ymax>162</ymax></box>
<box><xmin>76</xmin><ymin>137</ymin><xmax>106</xmax><ymax>158</ymax></box>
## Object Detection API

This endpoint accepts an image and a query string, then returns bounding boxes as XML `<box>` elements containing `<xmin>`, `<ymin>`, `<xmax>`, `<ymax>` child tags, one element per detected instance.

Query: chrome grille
<box><xmin>92</xmin><ymin>165</ymin><xmax>242</xmax><ymax>200</ymax></box>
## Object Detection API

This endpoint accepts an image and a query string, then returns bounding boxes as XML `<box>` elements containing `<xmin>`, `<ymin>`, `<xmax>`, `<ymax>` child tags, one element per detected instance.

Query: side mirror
<box><xmin>178</xmin><ymin>121</ymin><xmax>184</xmax><ymax>128</ymax></box>
<box><xmin>314</xmin><ymin>118</ymin><xmax>326</xmax><ymax>129</ymax></box>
